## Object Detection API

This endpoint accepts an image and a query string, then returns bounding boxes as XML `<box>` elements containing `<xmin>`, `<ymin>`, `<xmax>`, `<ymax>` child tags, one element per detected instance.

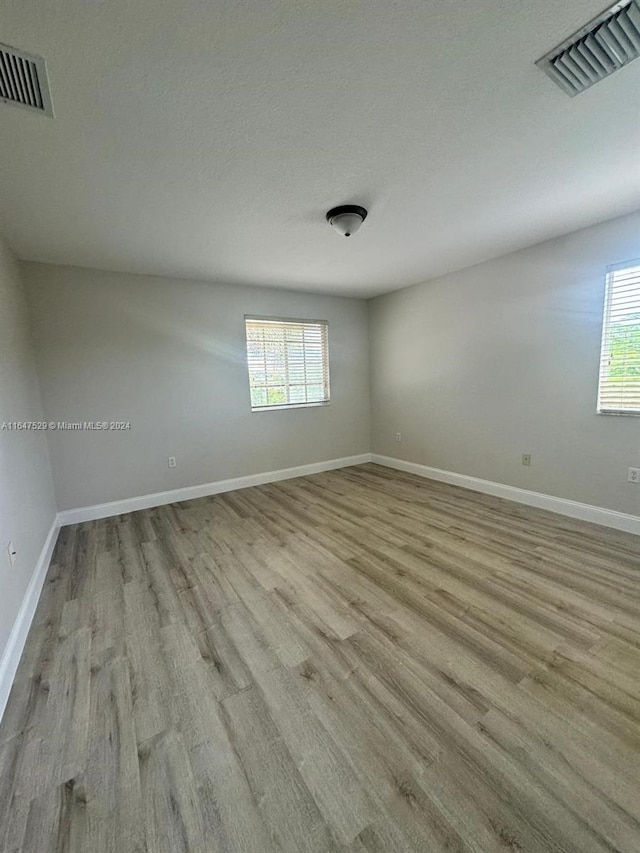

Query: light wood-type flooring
<box><xmin>1</xmin><ymin>463</ymin><xmax>639</xmax><ymax>852</ymax></box>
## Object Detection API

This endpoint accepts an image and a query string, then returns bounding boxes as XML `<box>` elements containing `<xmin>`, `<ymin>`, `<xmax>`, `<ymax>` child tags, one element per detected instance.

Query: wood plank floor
<box><xmin>1</xmin><ymin>463</ymin><xmax>639</xmax><ymax>852</ymax></box>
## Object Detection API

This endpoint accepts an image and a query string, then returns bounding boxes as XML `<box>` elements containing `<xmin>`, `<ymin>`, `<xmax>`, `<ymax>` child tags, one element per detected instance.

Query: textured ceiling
<box><xmin>0</xmin><ymin>0</ymin><xmax>639</xmax><ymax>297</ymax></box>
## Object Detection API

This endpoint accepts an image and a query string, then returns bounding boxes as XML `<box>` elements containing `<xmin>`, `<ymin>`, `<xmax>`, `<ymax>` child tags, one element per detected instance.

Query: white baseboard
<box><xmin>371</xmin><ymin>454</ymin><xmax>640</xmax><ymax>536</ymax></box>
<box><xmin>0</xmin><ymin>517</ymin><xmax>60</xmax><ymax>723</ymax></box>
<box><xmin>57</xmin><ymin>454</ymin><xmax>373</xmax><ymax>526</ymax></box>
<box><xmin>57</xmin><ymin>451</ymin><xmax>640</xmax><ymax>534</ymax></box>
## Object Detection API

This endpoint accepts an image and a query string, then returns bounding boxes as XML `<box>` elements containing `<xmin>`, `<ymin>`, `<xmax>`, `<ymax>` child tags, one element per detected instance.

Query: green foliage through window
<box><xmin>598</xmin><ymin>262</ymin><xmax>640</xmax><ymax>414</ymax></box>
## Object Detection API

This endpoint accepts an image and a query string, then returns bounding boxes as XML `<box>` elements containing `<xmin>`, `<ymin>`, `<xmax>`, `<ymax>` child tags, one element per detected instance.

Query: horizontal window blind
<box><xmin>597</xmin><ymin>260</ymin><xmax>640</xmax><ymax>415</ymax></box>
<box><xmin>245</xmin><ymin>317</ymin><xmax>330</xmax><ymax>410</ymax></box>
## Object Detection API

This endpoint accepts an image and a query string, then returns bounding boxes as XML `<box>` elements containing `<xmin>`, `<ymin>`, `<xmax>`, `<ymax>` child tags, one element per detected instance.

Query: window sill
<box><xmin>596</xmin><ymin>409</ymin><xmax>640</xmax><ymax>417</ymax></box>
<box><xmin>251</xmin><ymin>401</ymin><xmax>330</xmax><ymax>413</ymax></box>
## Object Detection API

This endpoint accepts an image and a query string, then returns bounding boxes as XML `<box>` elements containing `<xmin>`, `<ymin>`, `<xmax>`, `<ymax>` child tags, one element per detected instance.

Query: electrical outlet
<box><xmin>521</xmin><ymin>453</ymin><xmax>531</xmax><ymax>467</ymax></box>
<box><xmin>395</xmin><ymin>432</ymin><xmax>402</xmax><ymax>442</ymax></box>
<box><xmin>168</xmin><ymin>456</ymin><xmax>177</xmax><ymax>468</ymax></box>
<box><xmin>7</xmin><ymin>542</ymin><xmax>17</xmax><ymax>567</ymax></box>
<box><xmin>628</xmin><ymin>467</ymin><xmax>640</xmax><ymax>484</ymax></box>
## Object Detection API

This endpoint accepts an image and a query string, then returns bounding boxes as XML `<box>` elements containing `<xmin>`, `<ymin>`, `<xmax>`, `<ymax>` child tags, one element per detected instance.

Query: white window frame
<box><xmin>245</xmin><ymin>316</ymin><xmax>330</xmax><ymax>412</ymax></box>
<box><xmin>597</xmin><ymin>259</ymin><xmax>640</xmax><ymax>417</ymax></box>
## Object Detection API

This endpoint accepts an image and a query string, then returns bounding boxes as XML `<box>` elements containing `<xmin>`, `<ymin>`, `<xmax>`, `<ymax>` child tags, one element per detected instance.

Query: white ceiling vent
<box><xmin>537</xmin><ymin>0</ymin><xmax>640</xmax><ymax>96</ymax></box>
<box><xmin>0</xmin><ymin>42</ymin><xmax>53</xmax><ymax>117</ymax></box>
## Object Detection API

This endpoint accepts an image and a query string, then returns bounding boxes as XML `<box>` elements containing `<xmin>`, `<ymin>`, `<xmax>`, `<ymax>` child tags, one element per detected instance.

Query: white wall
<box><xmin>369</xmin><ymin>211</ymin><xmax>640</xmax><ymax>516</ymax></box>
<box><xmin>23</xmin><ymin>264</ymin><xmax>370</xmax><ymax>511</ymax></box>
<box><xmin>0</xmin><ymin>240</ymin><xmax>57</xmax><ymax>659</ymax></box>
<box><xmin>17</xmin><ymin>211</ymin><xmax>640</xmax><ymax>521</ymax></box>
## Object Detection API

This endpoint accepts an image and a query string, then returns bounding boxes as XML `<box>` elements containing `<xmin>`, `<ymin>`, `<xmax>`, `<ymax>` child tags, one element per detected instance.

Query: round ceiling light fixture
<box><xmin>326</xmin><ymin>204</ymin><xmax>368</xmax><ymax>237</ymax></box>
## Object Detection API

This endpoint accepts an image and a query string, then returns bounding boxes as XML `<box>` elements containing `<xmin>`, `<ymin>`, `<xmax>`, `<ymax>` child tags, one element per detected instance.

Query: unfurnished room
<box><xmin>0</xmin><ymin>1</ymin><xmax>639</xmax><ymax>851</ymax></box>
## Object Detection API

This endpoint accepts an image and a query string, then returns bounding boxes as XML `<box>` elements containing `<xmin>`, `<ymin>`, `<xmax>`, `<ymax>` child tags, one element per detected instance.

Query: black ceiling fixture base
<box><xmin>326</xmin><ymin>205</ymin><xmax>368</xmax><ymax>224</ymax></box>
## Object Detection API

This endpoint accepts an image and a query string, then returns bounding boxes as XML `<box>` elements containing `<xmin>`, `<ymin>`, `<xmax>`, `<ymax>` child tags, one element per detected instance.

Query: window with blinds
<box><xmin>597</xmin><ymin>260</ymin><xmax>640</xmax><ymax>415</ymax></box>
<box><xmin>245</xmin><ymin>317</ymin><xmax>330</xmax><ymax>410</ymax></box>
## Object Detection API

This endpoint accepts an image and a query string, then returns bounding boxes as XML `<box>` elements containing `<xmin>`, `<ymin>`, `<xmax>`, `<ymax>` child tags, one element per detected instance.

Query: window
<box><xmin>245</xmin><ymin>316</ymin><xmax>330</xmax><ymax>411</ymax></box>
<box><xmin>597</xmin><ymin>260</ymin><xmax>640</xmax><ymax>415</ymax></box>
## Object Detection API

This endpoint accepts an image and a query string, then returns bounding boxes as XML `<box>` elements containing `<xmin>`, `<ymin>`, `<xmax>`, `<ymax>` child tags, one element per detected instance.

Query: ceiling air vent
<box><xmin>537</xmin><ymin>0</ymin><xmax>640</xmax><ymax>96</ymax></box>
<box><xmin>0</xmin><ymin>42</ymin><xmax>53</xmax><ymax>117</ymax></box>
